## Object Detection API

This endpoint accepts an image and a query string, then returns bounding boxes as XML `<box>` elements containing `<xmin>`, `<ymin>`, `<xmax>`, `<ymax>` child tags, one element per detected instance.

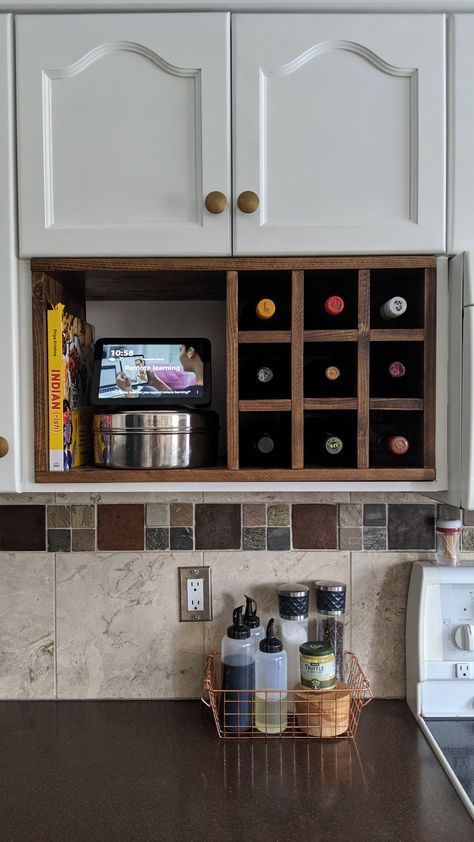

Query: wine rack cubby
<box><xmin>31</xmin><ymin>256</ymin><xmax>436</xmax><ymax>483</ymax></box>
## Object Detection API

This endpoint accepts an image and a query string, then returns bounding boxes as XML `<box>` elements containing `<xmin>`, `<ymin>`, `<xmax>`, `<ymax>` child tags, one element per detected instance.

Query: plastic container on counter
<box><xmin>435</xmin><ymin>519</ymin><xmax>462</xmax><ymax>567</ymax></box>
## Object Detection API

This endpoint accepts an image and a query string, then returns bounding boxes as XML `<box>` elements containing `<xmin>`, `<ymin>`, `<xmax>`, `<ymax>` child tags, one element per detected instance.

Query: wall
<box><xmin>0</xmin><ymin>490</ymin><xmax>471</xmax><ymax>701</ymax></box>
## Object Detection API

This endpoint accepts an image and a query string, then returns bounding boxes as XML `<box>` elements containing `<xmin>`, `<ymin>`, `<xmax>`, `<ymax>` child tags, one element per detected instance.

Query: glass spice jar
<box><xmin>314</xmin><ymin>581</ymin><xmax>347</xmax><ymax>682</ymax></box>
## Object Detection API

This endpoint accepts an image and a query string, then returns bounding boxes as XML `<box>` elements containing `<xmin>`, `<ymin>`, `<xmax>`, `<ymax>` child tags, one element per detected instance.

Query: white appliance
<box><xmin>406</xmin><ymin>562</ymin><xmax>474</xmax><ymax>819</ymax></box>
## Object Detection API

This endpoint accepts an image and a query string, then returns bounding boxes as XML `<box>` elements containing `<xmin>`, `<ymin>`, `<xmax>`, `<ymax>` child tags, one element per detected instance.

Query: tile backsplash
<box><xmin>0</xmin><ymin>492</ymin><xmax>471</xmax><ymax>702</ymax></box>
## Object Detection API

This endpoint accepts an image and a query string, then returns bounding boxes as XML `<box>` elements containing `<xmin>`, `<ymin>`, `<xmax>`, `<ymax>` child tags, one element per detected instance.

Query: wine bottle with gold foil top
<box><xmin>255</xmin><ymin>298</ymin><xmax>276</xmax><ymax>321</ymax></box>
<box><xmin>304</xmin><ymin>354</ymin><xmax>353</xmax><ymax>398</ymax></box>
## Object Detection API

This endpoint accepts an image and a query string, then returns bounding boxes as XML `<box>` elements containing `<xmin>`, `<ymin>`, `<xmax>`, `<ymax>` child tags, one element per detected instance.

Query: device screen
<box><xmin>92</xmin><ymin>339</ymin><xmax>211</xmax><ymax>407</ymax></box>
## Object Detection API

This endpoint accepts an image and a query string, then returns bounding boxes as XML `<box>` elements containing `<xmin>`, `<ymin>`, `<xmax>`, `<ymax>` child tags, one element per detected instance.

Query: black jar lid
<box><xmin>277</xmin><ymin>583</ymin><xmax>309</xmax><ymax>621</ymax></box>
<box><xmin>314</xmin><ymin>580</ymin><xmax>346</xmax><ymax>615</ymax></box>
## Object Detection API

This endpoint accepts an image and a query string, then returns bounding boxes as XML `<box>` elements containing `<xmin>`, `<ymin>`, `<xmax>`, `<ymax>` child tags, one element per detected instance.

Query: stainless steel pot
<box><xmin>93</xmin><ymin>410</ymin><xmax>218</xmax><ymax>469</ymax></box>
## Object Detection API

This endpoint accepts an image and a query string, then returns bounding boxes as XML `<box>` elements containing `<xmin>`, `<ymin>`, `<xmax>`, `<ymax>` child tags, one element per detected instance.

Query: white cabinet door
<box><xmin>233</xmin><ymin>14</ymin><xmax>445</xmax><ymax>256</ymax></box>
<box><xmin>16</xmin><ymin>14</ymin><xmax>230</xmax><ymax>257</ymax></box>
<box><xmin>0</xmin><ymin>15</ymin><xmax>20</xmax><ymax>491</ymax></box>
<box><xmin>448</xmin><ymin>15</ymin><xmax>474</xmax><ymax>254</ymax></box>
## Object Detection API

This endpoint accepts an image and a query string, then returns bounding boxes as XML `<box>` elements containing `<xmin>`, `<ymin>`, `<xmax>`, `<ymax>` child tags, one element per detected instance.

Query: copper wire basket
<box><xmin>201</xmin><ymin>651</ymin><xmax>372</xmax><ymax>740</ymax></box>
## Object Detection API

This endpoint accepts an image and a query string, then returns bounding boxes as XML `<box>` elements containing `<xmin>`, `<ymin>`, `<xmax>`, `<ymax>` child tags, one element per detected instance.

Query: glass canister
<box><xmin>314</xmin><ymin>581</ymin><xmax>347</xmax><ymax>682</ymax></box>
<box><xmin>435</xmin><ymin>519</ymin><xmax>462</xmax><ymax>566</ymax></box>
<box><xmin>277</xmin><ymin>584</ymin><xmax>310</xmax><ymax>697</ymax></box>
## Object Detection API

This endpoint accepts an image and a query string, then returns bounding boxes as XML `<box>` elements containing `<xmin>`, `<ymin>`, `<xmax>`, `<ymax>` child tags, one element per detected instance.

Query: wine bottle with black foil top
<box><xmin>239</xmin><ymin>418</ymin><xmax>288</xmax><ymax>468</ymax></box>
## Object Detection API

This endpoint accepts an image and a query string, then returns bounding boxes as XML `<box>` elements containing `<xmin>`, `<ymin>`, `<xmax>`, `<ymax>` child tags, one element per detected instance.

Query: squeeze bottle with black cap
<box><xmin>255</xmin><ymin>618</ymin><xmax>288</xmax><ymax>734</ymax></box>
<box><xmin>314</xmin><ymin>581</ymin><xmax>347</xmax><ymax>682</ymax></box>
<box><xmin>277</xmin><ymin>584</ymin><xmax>310</xmax><ymax>704</ymax></box>
<box><xmin>243</xmin><ymin>594</ymin><xmax>265</xmax><ymax>650</ymax></box>
<box><xmin>221</xmin><ymin>606</ymin><xmax>255</xmax><ymax>732</ymax></box>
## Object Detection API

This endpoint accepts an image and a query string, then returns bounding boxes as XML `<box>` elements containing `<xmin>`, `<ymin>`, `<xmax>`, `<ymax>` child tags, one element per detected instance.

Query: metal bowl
<box><xmin>93</xmin><ymin>410</ymin><xmax>218</xmax><ymax>469</ymax></box>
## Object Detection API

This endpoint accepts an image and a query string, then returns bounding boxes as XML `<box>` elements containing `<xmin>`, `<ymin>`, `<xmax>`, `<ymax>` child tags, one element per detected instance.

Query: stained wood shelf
<box><xmin>32</xmin><ymin>256</ymin><xmax>437</xmax><ymax>484</ymax></box>
<box><xmin>35</xmin><ymin>467</ymin><xmax>436</xmax><ymax>484</ymax></box>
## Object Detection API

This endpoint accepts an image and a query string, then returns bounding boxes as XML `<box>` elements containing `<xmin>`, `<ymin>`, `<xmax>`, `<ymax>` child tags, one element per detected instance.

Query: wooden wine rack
<box><xmin>31</xmin><ymin>256</ymin><xmax>436</xmax><ymax>483</ymax></box>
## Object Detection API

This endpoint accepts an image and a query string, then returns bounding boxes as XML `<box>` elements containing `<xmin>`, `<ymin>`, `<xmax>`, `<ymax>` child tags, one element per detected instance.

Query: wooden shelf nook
<box><xmin>31</xmin><ymin>256</ymin><xmax>437</xmax><ymax>483</ymax></box>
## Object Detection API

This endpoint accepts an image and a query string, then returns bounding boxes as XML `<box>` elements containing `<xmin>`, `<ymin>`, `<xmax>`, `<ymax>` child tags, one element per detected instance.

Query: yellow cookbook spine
<box><xmin>47</xmin><ymin>303</ymin><xmax>65</xmax><ymax>471</ymax></box>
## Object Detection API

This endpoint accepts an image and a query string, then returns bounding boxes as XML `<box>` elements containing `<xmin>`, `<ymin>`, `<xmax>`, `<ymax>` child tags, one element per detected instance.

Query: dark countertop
<box><xmin>0</xmin><ymin>699</ymin><xmax>472</xmax><ymax>842</ymax></box>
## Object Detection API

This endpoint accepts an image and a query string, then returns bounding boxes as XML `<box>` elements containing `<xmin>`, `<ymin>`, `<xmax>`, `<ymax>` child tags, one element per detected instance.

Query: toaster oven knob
<box><xmin>454</xmin><ymin>623</ymin><xmax>474</xmax><ymax>652</ymax></box>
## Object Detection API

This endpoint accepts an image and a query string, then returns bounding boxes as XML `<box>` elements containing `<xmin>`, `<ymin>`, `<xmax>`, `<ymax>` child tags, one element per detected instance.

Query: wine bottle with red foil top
<box><xmin>388</xmin><ymin>360</ymin><xmax>406</xmax><ymax>379</ymax></box>
<box><xmin>324</xmin><ymin>295</ymin><xmax>345</xmax><ymax>317</ymax></box>
<box><xmin>377</xmin><ymin>434</ymin><xmax>410</xmax><ymax>456</ymax></box>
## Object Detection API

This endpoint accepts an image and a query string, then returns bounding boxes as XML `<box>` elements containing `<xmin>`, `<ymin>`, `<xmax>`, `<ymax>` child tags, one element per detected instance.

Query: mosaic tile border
<box><xmin>0</xmin><ymin>500</ymin><xmax>466</xmax><ymax>552</ymax></box>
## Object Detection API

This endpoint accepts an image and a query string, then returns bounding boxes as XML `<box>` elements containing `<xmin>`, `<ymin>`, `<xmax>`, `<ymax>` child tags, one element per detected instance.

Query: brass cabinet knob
<box><xmin>204</xmin><ymin>191</ymin><xmax>227</xmax><ymax>214</ymax></box>
<box><xmin>0</xmin><ymin>436</ymin><xmax>9</xmax><ymax>458</ymax></box>
<box><xmin>237</xmin><ymin>191</ymin><xmax>260</xmax><ymax>214</ymax></box>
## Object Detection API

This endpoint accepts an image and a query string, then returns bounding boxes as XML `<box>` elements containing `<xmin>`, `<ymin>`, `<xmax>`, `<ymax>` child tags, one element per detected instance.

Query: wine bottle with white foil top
<box><xmin>379</xmin><ymin>296</ymin><xmax>407</xmax><ymax>320</ymax></box>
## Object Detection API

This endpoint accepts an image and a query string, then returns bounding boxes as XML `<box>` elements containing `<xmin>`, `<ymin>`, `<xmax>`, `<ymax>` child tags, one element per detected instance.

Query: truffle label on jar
<box><xmin>300</xmin><ymin>652</ymin><xmax>336</xmax><ymax>690</ymax></box>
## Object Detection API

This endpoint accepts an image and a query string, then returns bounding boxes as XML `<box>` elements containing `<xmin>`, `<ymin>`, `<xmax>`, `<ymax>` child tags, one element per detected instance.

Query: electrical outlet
<box><xmin>187</xmin><ymin>578</ymin><xmax>204</xmax><ymax>612</ymax></box>
<box><xmin>455</xmin><ymin>663</ymin><xmax>472</xmax><ymax>679</ymax></box>
<box><xmin>179</xmin><ymin>567</ymin><xmax>212</xmax><ymax>622</ymax></box>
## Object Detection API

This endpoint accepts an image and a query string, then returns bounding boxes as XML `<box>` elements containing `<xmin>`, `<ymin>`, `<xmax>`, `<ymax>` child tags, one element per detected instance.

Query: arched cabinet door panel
<box><xmin>16</xmin><ymin>14</ymin><xmax>231</xmax><ymax>257</ymax></box>
<box><xmin>233</xmin><ymin>14</ymin><xmax>445</xmax><ymax>255</ymax></box>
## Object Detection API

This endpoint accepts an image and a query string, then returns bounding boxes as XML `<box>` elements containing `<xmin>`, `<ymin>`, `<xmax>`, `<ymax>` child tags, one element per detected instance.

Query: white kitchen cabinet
<box><xmin>233</xmin><ymin>14</ymin><xmax>446</xmax><ymax>255</ymax></box>
<box><xmin>16</xmin><ymin>12</ymin><xmax>445</xmax><ymax>258</ymax></box>
<box><xmin>16</xmin><ymin>14</ymin><xmax>231</xmax><ymax>257</ymax></box>
<box><xmin>0</xmin><ymin>15</ymin><xmax>20</xmax><ymax>492</ymax></box>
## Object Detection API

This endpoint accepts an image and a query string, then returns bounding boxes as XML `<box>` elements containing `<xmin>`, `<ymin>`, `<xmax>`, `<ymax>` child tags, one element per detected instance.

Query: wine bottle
<box><xmin>377</xmin><ymin>434</ymin><xmax>409</xmax><ymax>456</ymax></box>
<box><xmin>239</xmin><ymin>354</ymin><xmax>290</xmax><ymax>400</ymax></box>
<box><xmin>255</xmin><ymin>298</ymin><xmax>276</xmax><ymax>320</ymax></box>
<box><xmin>324</xmin><ymin>295</ymin><xmax>345</xmax><ymax>316</ymax></box>
<box><xmin>379</xmin><ymin>296</ymin><xmax>407</xmax><ymax>320</ymax></box>
<box><xmin>239</xmin><ymin>418</ymin><xmax>288</xmax><ymax>467</ymax></box>
<box><xmin>388</xmin><ymin>361</ymin><xmax>406</xmax><ymax>379</ymax></box>
<box><xmin>304</xmin><ymin>352</ymin><xmax>357</xmax><ymax>398</ymax></box>
<box><xmin>323</xmin><ymin>434</ymin><xmax>344</xmax><ymax>456</ymax></box>
<box><xmin>239</xmin><ymin>291</ymin><xmax>290</xmax><ymax>331</ymax></box>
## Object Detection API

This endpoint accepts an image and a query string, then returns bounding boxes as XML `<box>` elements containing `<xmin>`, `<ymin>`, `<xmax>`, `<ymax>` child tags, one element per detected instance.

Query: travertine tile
<box><xmin>47</xmin><ymin>505</ymin><xmax>71</xmax><ymax>528</ymax></box>
<box><xmin>72</xmin><ymin>529</ymin><xmax>95</xmax><ymax>552</ymax></box>
<box><xmin>339</xmin><ymin>503</ymin><xmax>363</xmax><ymax>527</ymax></box>
<box><xmin>243</xmin><ymin>504</ymin><xmax>266</xmax><ymax>527</ymax></box>
<box><xmin>71</xmin><ymin>505</ymin><xmax>95</xmax><ymax>529</ymax></box>
<box><xmin>170</xmin><ymin>503</ymin><xmax>193</xmax><ymax>527</ymax></box>
<box><xmin>203</xmin><ymin>551</ymin><xmax>350</xmax><ymax>656</ymax></box>
<box><xmin>350</xmin><ymin>492</ymin><xmax>436</xmax><ymax>503</ymax></box>
<box><xmin>146</xmin><ymin>503</ymin><xmax>169</xmax><ymax>527</ymax></box>
<box><xmin>203</xmin><ymin>492</ymin><xmax>350</xmax><ymax>503</ymax></box>
<box><xmin>0</xmin><ymin>553</ymin><xmax>54</xmax><ymax>699</ymax></box>
<box><xmin>56</xmin><ymin>492</ymin><xmax>204</xmax><ymax>504</ymax></box>
<box><xmin>56</xmin><ymin>552</ymin><xmax>205</xmax><ymax>699</ymax></box>
<box><xmin>0</xmin><ymin>493</ymin><xmax>54</xmax><ymax>505</ymax></box>
<box><xmin>267</xmin><ymin>504</ymin><xmax>290</xmax><ymax>526</ymax></box>
<box><xmin>351</xmin><ymin>552</ymin><xmax>431</xmax><ymax>698</ymax></box>
<box><xmin>339</xmin><ymin>527</ymin><xmax>362</xmax><ymax>551</ymax></box>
